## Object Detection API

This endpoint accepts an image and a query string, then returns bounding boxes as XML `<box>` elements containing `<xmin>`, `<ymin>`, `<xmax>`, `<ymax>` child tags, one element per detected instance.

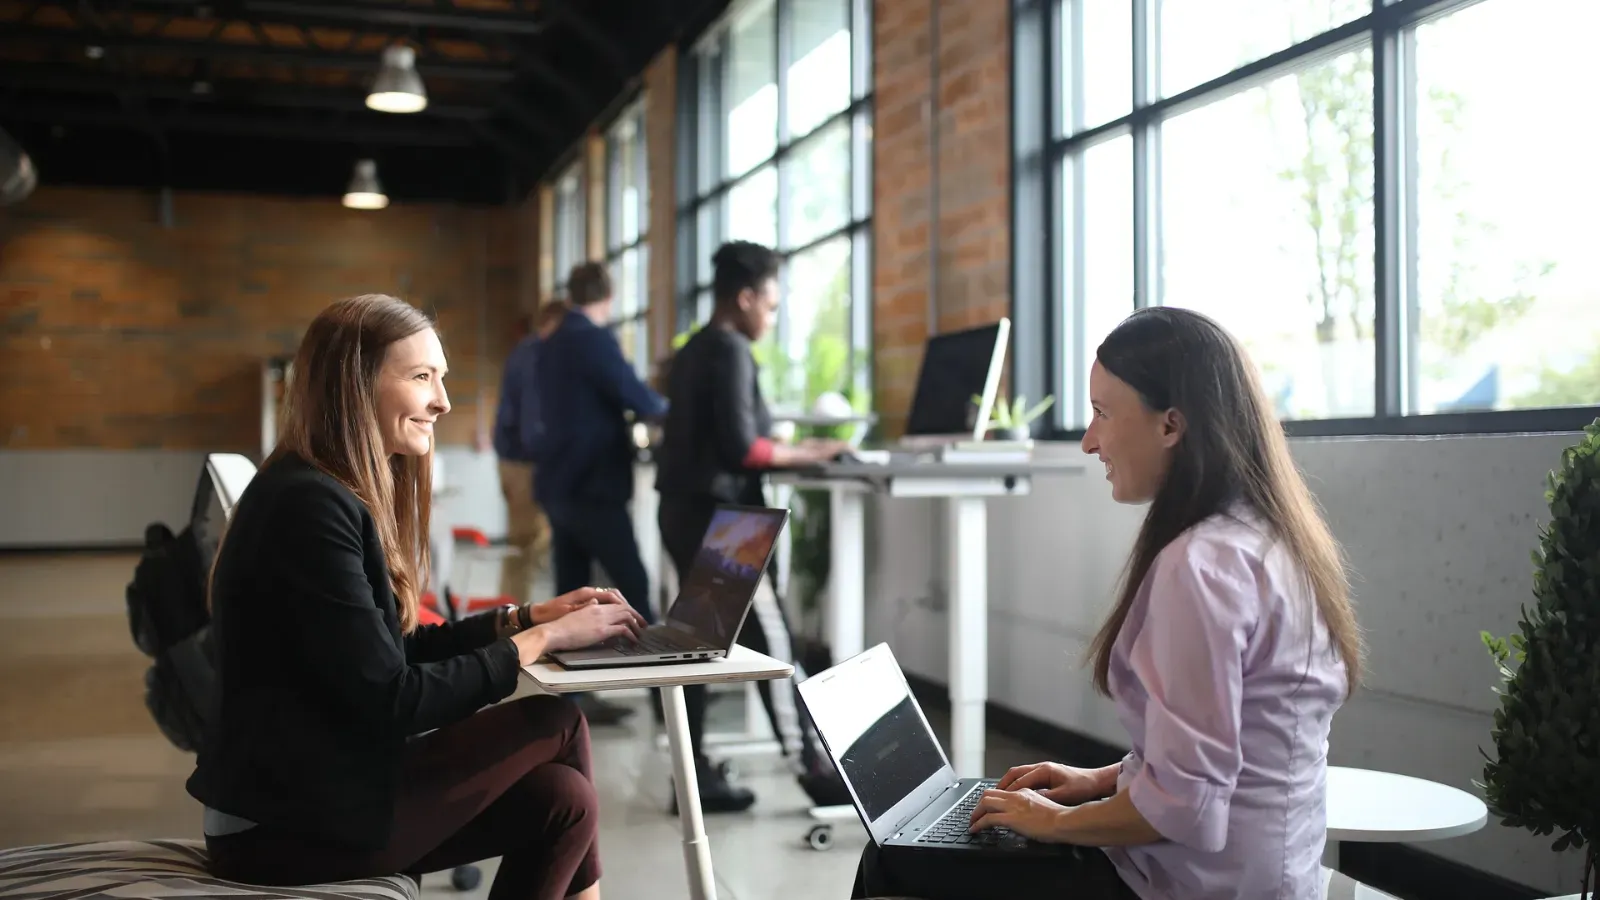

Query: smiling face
<box><xmin>375</xmin><ymin>328</ymin><xmax>450</xmax><ymax>457</ymax></box>
<box><xmin>1081</xmin><ymin>360</ymin><xmax>1184</xmax><ymax>504</ymax></box>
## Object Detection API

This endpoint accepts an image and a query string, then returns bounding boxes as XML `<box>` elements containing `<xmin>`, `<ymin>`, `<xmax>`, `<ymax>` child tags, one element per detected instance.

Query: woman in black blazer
<box><xmin>187</xmin><ymin>294</ymin><xmax>644</xmax><ymax>900</ymax></box>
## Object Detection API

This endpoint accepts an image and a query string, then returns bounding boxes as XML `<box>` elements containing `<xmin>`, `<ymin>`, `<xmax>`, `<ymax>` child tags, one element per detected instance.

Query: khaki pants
<box><xmin>497</xmin><ymin>459</ymin><xmax>551</xmax><ymax>604</ymax></box>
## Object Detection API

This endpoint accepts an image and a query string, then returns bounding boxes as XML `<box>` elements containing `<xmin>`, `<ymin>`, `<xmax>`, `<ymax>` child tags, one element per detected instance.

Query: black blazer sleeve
<box><xmin>707</xmin><ymin>336</ymin><xmax>763</xmax><ymax>470</ymax></box>
<box><xmin>404</xmin><ymin>610</ymin><xmax>504</xmax><ymax>665</ymax></box>
<box><xmin>268</xmin><ymin>481</ymin><xmax>522</xmax><ymax>738</ymax></box>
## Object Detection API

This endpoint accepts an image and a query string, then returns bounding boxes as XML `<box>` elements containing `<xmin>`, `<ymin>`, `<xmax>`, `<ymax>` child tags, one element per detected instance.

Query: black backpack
<box><xmin>125</xmin><ymin>465</ymin><xmax>225</xmax><ymax>754</ymax></box>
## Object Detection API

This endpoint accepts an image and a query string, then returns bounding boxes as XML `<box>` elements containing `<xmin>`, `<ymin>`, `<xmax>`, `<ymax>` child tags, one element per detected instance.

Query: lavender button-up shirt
<box><xmin>1102</xmin><ymin>511</ymin><xmax>1348</xmax><ymax>900</ymax></box>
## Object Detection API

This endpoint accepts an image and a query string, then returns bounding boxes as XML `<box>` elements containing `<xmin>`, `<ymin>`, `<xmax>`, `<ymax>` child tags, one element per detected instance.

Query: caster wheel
<box><xmin>807</xmin><ymin>824</ymin><xmax>834</xmax><ymax>851</ymax></box>
<box><xmin>451</xmin><ymin>865</ymin><xmax>482</xmax><ymax>891</ymax></box>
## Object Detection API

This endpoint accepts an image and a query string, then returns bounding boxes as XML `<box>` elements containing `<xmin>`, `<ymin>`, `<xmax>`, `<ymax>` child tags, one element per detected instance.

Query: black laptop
<box><xmin>797</xmin><ymin>642</ymin><xmax>1072</xmax><ymax>857</ymax></box>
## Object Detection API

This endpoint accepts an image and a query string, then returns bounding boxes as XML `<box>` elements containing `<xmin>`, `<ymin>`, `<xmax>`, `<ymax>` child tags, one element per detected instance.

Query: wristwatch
<box><xmin>498</xmin><ymin>603</ymin><xmax>534</xmax><ymax>635</ymax></box>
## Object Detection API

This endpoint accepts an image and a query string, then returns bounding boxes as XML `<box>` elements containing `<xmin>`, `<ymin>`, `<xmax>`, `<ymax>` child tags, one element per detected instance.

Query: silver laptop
<box><xmin>549</xmin><ymin>504</ymin><xmax>788</xmax><ymax>669</ymax></box>
<box><xmin>797</xmin><ymin>643</ymin><xmax>1070</xmax><ymax>857</ymax></box>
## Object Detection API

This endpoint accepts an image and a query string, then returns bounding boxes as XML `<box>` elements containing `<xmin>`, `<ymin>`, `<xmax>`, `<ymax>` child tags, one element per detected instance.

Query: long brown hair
<box><xmin>1085</xmin><ymin>307</ymin><xmax>1364</xmax><ymax>698</ymax></box>
<box><xmin>267</xmin><ymin>294</ymin><xmax>437</xmax><ymax>633</ymax></box>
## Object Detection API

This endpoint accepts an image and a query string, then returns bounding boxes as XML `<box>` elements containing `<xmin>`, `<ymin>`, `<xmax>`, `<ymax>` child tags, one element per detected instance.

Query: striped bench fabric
<box><xmin>0</xmin><ymin>840</ymin><xmax>418</xmax><ymax>900</ymax></box>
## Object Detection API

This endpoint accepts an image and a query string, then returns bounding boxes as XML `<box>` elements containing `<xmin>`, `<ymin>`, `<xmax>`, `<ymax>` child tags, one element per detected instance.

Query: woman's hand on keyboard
<box><xmin>528</xmin><ymin>586</ymin><xmax>634</xmax><ymax>626</ymax></box>
<box><xmin>997</xmin><ymin>762</ymin><xmax>1106</xmax><ymax>806</ymax></box>
<box><xmin>969</xmin><ymin>787</ymin><xmax>1067</xmax><ymax>842</ymax></box>
<box><xmin>514</xmin><ymin>601</ymin><xmax>647</xmax><ymax>662</ymax></box>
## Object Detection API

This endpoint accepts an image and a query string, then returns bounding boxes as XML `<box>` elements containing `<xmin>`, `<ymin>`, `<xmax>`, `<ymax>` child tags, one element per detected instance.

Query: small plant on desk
<box><xmin>974</xmin><ymin>392</ymin><xmax>1055</xmax><ymax>443</ymax></box>
<box><xmin>1478</xmin><ymin>418</ymin><xmax>1600</xmax><ymax>898</ymax></box>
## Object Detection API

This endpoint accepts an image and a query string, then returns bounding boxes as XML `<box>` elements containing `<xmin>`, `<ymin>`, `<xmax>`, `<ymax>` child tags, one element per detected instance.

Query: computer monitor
<box><xmin>902</xmin><ymin>318</ymin><xmax>1011</xmax><ymax>441</ymax></box>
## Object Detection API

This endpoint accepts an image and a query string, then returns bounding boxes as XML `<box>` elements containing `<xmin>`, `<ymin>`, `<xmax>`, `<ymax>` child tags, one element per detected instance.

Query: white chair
<box><xmin>205</xmin><ymin>452</ymin><xmax>258</xmax><ymax>517</ymax></box>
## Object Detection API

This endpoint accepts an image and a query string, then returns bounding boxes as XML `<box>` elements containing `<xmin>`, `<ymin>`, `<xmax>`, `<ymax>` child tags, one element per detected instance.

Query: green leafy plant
<box><xmin>974</xmin><ymin>392</ymin><xmax>1055</xmax><ymax>438</ymax></box>
<box><xmin>1478</xmin><ymin>418</ymin><xmax>1600</xmax><ymax>898</ymax></box>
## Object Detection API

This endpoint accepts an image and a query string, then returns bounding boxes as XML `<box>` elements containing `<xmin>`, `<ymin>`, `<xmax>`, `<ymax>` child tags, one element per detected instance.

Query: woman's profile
<box><xmin>187</xmin><ymin>294</ymin><xmax>644</xmax><ymax>900</ymax></box>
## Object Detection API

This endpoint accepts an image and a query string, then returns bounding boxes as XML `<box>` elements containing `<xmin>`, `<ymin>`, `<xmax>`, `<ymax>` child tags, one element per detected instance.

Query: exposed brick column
<box><xmin>872</xmin><ymin>0</ymin><xmax>1011</xmax><ymax>436</ymax></box>
<box><xmin>644</xmin><ymin>45</ymin><xmax>678</xmax><ymax>382</ymax></box>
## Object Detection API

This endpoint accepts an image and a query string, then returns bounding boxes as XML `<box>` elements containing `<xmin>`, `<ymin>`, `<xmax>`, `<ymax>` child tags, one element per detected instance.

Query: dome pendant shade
<box><xmin>342</xmin><ymin>159</ymin><xmax>389</xmax><ymax>210</ymax></box>
<box><xmin>367</xmin><ymin>45</ymin><xmax>428</xmax><ymax>113</ymax></box>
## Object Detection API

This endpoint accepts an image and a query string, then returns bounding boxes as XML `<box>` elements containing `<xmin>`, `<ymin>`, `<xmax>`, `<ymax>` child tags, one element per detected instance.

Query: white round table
<box><xmin>1324</xmin><ymin>766</ymin><xmax>1489</xmax><ymax>868</ymax></box>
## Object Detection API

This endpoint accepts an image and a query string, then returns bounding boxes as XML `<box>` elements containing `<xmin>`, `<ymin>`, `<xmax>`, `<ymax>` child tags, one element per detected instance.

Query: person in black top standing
<box><xmin>655</xmin><ymin>241</ymin><xmax>849</xmax><ymax>812</ymax></box>
<box><xmin>188</xmin><ymin>293</ymin><xmax>645</xmax><ymax>899</ymax></box>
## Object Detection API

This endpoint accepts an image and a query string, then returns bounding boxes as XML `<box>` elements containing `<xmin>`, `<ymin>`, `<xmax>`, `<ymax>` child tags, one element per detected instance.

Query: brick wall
<box><xmin>872</xmin><ymin>0</ymin><xmax>1011</xmax><ymax>435</ymax></box>
<box><xmin>0</xmin><ymin>186</ymin><xmax>528</xmax><ymax>452</ymax></box>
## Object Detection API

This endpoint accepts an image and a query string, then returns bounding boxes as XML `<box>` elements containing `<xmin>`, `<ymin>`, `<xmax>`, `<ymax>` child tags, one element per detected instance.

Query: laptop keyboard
<box><xmin>603</xmin><ymin>629</ymin><xmax>706</xmax><ymax>656</ymax></box>
<box><xmin>915</xmin><ymin>780</ymin><xmax>1014</xmax><ymax>846</ymax></box>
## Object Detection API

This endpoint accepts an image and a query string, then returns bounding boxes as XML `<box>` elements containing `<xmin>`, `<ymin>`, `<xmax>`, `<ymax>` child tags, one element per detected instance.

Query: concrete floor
<box><xmin>0</xmin><ymin>550</ymin><xmax>1051</xmax><ymax>900</ymax></box>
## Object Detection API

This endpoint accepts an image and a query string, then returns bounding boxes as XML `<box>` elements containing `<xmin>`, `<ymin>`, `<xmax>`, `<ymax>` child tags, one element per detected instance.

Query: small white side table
<box><xmin>522</xmin><ymin>646</ymin><xmax>794</xmax><ymax>900</ymax></box>
<box><xmin>1324</xmin><ymin>765</ymin><xmax>1489</xmax><ymax>869</ymax></box>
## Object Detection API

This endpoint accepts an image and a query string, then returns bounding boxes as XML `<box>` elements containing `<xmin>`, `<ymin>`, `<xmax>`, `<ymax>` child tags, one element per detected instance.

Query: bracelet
<box><xmin>517</xmin><ymin>603</ymin><xmax>535</xmax><ymax>631</ymax></box>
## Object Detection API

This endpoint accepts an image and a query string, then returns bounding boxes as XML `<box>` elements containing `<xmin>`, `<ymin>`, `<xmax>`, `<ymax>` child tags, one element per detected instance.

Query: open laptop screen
<box><xmin>802</xmin><ymin>646</ymin><xmax>946</xmax><ymax>822</ymax></box>
<box><xmin>665</xmin><ymin>506</ymin><xmax>787</xmax><ymax>649</ymax></box>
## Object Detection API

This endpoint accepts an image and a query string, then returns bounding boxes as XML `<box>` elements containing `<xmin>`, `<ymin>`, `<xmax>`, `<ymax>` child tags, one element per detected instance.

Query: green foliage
<box><xmin>974</xmin><ymin>392</ymin><xmax>1055</xmax><ymax>436</ymax></box>
<box><xmin>1479</xmin><ymin>420</ymin><xmax>1600</xmax><ymax>892</ymax></box>
<box><xmin>1515</xmin><ymin>346</ymin><xmax>1600</xmax><ymax>411</ymax></box>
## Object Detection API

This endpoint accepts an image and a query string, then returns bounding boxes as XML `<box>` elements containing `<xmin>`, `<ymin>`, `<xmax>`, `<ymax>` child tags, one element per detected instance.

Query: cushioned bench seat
<box><xmin>0</xmin><ymin>840</ymin><xmax>417</xmax><ymax>900</ymax></box>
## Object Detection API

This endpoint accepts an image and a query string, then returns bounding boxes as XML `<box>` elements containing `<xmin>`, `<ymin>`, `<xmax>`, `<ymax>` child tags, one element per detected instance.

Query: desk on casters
<box><xmin>521</xmin><ymin>646</ymin><xmax>794</xmax><ymax>900</ymax></box>
<box><xmin>771</xmin><ymin>457</ymin><xmax>1083</xmax><ymax>850</ymax></box>
<box><xmin>772</xmin><ymin>458</ymin><xmax>1083</xmax><ymax>778</ymax></box>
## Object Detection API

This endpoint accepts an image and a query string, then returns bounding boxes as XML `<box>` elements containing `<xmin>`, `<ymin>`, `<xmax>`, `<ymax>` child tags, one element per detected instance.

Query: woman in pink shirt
<box><xmin>851</xmin><ymin>307</ymin><xmax>1365</xmax><ymax>900</ymax></box>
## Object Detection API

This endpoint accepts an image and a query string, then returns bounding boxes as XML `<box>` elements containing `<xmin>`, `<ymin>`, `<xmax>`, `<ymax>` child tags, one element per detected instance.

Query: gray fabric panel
<box><xmin>0</xmin><ymin>842</ymin><xmax>416</xmax><ymax>900</ymax></box>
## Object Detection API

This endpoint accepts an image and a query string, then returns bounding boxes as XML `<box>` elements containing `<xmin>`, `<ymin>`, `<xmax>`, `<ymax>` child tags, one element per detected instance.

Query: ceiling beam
<box><xmin>4</xmin><ymin>24</ymin><xmax>516</xmax><ymax>80</ymax></box>
<box><xmin>238</xmin><ymin>0</ymin><xmax>547</xmax><ymax>36</ymax></box>
<box><xmin>1</xmin><ymin>103</ymin><xmax>477</xmax><ymax>146</ymax></box>
<box><xmin>469</xmin><ymin>119</ymin><xmax>541</xmax><ymax>172</ymax></box>
<box><xmin>2</xmin><ymin>62</ymin><xmax>494</xmax><ymax>119</ymax></box>
<box><xmin>539</xmin><ymin>0</ymin><xmax>630</xmax><ymax>77</ymax></box>
<box><xmin>491</xmin><ymin>90</ymin><xmax>559</xmax><ymax>145</ymax></box>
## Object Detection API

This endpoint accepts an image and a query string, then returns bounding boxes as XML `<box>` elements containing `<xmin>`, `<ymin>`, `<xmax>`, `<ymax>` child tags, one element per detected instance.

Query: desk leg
<box><xmin>947</xmin><ymin>496</ymin><xmax>988</xmax><ymax>779</ymax></box>
<box><xmin>828</xmin><ymin>487</ymin><xmax>866</xmax><ymax>662</ymax></box>
<box><xmin>662</xmin><ymin>685</ymin><xmax>717</xmax><ymax>900</ymax></box>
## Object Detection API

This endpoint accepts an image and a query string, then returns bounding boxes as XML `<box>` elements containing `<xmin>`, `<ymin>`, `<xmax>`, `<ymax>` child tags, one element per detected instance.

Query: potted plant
<box><xmin>974</xmin><ymin>392</ymin><xmax>1055</xmax><ymax>442</ymax></box>
<box><xmin>1479</xmin><ymin>419</ymin><xmax>1600</xmax><ymax>898</ymax></box>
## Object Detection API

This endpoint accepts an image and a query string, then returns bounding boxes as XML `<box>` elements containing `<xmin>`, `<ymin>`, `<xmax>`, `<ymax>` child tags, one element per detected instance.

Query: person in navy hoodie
<box><xmin>491</xmin><ymin>301</ymin><xmax>568</xmax><ymax>606</ymax></box>
<box><xmin>532</xmin><ymin>263</ymin><xmax>668</xmax><ymax>724</ymax></box>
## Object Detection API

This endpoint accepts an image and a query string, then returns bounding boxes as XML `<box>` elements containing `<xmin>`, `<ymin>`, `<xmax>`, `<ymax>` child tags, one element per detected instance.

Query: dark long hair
<box><xmin>1085</xmin><ymin>307</ymin><xmax>1364</xmax><ymax>698</ymax></box>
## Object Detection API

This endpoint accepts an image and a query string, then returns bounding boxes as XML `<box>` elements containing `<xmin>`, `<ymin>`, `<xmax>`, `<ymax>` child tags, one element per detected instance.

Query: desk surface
<box><xmin>521</xmin><ymin>645</ymin><xmax>793</xmax><ymax>693</ymax></box>
<box><xmin>774</xmin><ymin>458</ymin><xmax>1086</xmax><ymax>481</ymax></box>
<box><xmin>1326</xmin><ymin>766</ymin><xmax>1488</xmax><ymax>843</ymax></box>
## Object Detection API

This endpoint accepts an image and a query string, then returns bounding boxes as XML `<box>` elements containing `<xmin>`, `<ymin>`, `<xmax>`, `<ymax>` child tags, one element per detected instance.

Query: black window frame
<box><xmin>675</xmin><ymin>0</ymin><xmax>876</xmax><ymax>412</ymax></box>
<box><xmin>1011</xmin><ymin>0</ymin><xmax>1600</xmax><ymax>439</ymax></box>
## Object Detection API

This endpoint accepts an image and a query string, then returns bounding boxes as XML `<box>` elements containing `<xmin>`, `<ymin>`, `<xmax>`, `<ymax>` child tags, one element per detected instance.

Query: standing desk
<box><xmin>521</xmin><ymin>646</ymin><xmax>793</xmax><ymax>900</ymax></box>
<box><xmin>771</xmin><ymin>458</ymin><xmax>1084</xmax><ymax>778</ymax></box>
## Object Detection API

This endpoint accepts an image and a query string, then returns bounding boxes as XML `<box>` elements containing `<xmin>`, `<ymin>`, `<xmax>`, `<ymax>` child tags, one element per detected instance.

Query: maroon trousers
<box><xmin>207</xmin><ymin>695</ymin><xmax>601</xmax><ymax>900</ymax></box>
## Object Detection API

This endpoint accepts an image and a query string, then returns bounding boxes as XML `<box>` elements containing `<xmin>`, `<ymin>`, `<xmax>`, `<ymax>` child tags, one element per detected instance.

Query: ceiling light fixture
<box><xmin>366</xmin><ymin>45</ymin><xmax>427</xmax><ymax>114</ymax></box>
<box><xmin>341</xmin><ymin>159</ymin><xmax>389</xmax><ymax>210</ymax></box>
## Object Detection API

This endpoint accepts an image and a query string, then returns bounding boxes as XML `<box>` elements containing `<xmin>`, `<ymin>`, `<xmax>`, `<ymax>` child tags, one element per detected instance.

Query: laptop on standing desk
<box><xmin>797</xmin><ymin>642</ymin><xmax>1072</xmax><ymax>857</ymax></box>
<box><xmin>549</xmin><ymin>504</ymin><xmax>788</xmax><ymax>670</ymax></box>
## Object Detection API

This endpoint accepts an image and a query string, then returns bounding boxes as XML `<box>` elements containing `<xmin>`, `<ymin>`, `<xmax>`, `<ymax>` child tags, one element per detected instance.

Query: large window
<box><xmin>551</xmin><ymin>158</ymin><xmax>585</xmax><ymax>298</ymax></box>
<box><xmin>605</xmin><ymin>103</ymin><xmax>650</xmax><ymax>378</ymax></box>
<box><xmin>1015</xmin><ymin>0</ymin><xmax>1600</xmax><ymax>434</ymax></box>
<box><xmin>677</xmin><ymin>0</ymin><xmax>873</xmax><ymax>412</ymax></box>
